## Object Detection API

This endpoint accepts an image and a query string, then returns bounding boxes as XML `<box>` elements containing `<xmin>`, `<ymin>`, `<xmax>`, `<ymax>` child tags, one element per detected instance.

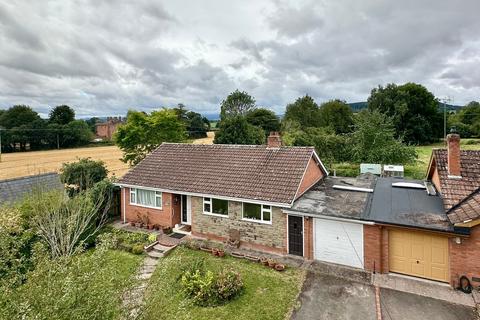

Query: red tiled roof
<box><xmin>118</xmin><ymin>143</ymin><xmax>324</xmax><ymax>206</ymax></box>
<box><xmin>431</xmin><ymin>149</ymin><xmax>480</xmax><ymax>223</ymax></box>
<box><xmin>447</xmin><ymin>188</ymin><xmax>480</xmax><ymax>224</ymax></box>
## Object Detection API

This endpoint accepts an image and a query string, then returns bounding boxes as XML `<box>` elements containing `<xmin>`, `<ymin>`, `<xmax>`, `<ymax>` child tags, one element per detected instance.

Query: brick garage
<box><xmin>191</xmin><ymin>196</ymin><xmax>287</xmax><ymax>255</ymax></box>
<box><xmin>449</xmin><ymin>225</ymin><xmax>480</xmax><ymax>288</ymax></box>
<box><xmin>120</xmin><ymin>187</ymin><xmax>181</xmax><ymax>228</ymax></box>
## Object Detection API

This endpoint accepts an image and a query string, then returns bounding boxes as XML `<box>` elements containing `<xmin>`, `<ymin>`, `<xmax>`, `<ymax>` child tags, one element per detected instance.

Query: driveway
<box><xmin>291</xmin><ymin>271</ymin><xmax>476</xmax><ymax>320</ymax></box>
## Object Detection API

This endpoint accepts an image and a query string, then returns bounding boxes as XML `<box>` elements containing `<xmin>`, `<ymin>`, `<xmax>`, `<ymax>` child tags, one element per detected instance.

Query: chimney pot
<box><xmin>267</xmin><ymin>131</ymin><xmax>282</xmax><ymax>148</ymax></box>
<box><xmin>447</xmin><ymin>133</ymin><xmax>461</xmax><ymax>177</ymax></box>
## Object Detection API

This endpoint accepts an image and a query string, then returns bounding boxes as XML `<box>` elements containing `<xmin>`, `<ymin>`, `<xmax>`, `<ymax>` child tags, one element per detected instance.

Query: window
<box><xmin>243</xmin><ymin>203</ymin><xmax>272</xmax><ymax>223</ymax></box>
<box><xmin>129</xmin><ymin>188</ymin><xmax>162</xmax><ymax>208</ymax></box>
<box><xmin>203</xmin><ymin>197</ymin><xmax>229</xmax><ymax>216</ymax></box>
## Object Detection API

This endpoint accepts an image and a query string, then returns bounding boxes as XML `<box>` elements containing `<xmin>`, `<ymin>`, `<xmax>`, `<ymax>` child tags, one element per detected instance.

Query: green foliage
<box><xmin>115</xmin><ymin>109</ymin><xmax>187</xmax><ymax>165</ymax></box>
<box><xmin>49</xmin><ymin>105</ymin><xmax>75</xmax><ymax>125</ymax></box>
<box><xmin>0</xmin><ymin>249</ymin><xmax>142</xmax><ymax>320</ymax></box>
<box><xmin>173</xmin><ymin>104</ymin><xmax>210</xmax><ymax>138</ymax></box>
<box><xmin>367</xmin><ymin>82</ymin><xmax>442</xmax><ymax>144</ymax></box>
<box><xmin>95</xmin><ymin>227</ymin><xmax>149</xmax><ymax>253</ymax></box>
<box><xmin>284</xmin><ymin>95</ymin><xmax>321</xmax><ymax>128</ymax></box>
<box><xmin>318</xmin><ymin>100</ymin><xmax>354</xmax><ymax>134</ymax></box>
<box><xmin>449</xmin><ymin>101</ymin><xmax>480</xmax><ymax>138</ymax></box>
<box><xmin>214</xmin><ymin>116</ymin><xmax>265</xmax><ymax>145</ymax></box>
<box><xmin>131</xmin><ymin>244</ymin><xmax>144</xmax><ymax>255</ymax></box>
<box><xmin>246</xmin><ymin>108</ymin><xmax>281</xmax><ymax>137</ymax></box>
<box><xmin>60</xmin><ymin>157</ymin><xmax>108</xmax><ymax>192</ymax></box>
<box><xmin>60</xmin><ymin>120</ymin><xmax>93</xmax><ymax>147</ymax></box>
<box><xmin>181</xmin><ymin>261</ymin><xmax>243</xmax><ymax>307</ymax></box>
<box><xmin>220</xmin><ymin>90</ymin><xmax>256</xmax><ymax>120</ymax></box>
<box><xmin>350</xmin><ymin>110</ymin><xmax>417</xmax><ymax>164</ymax></box>
<box><xmin>0</xmin><ymin>105</ymin><xmax>41</xmax><ymax>129</ymax></box>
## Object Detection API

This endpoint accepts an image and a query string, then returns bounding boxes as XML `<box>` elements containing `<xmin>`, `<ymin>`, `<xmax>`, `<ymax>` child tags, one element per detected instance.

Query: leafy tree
<box><xmin>350</xmin><ymin>110</ymin><xmax>417</xmax><ymax>164</ymax></box>
<box><xmin>186</xmin><ymin>111</ymin><xmax>209</xmax><ymax>138</ymax></box>
<box><xmin>450</xmin><ymin>101</ymin><xmax>480</xmax><ymax>137</ymax></box>
<box><xmin>49</xmin><ymin>105</ymin><xmax>75</xmax><ymax>125</ymax></box>
<box><xmin>61</xmin><ymin>120</ymin><xmax>93</xmax><ymax>147</ymax></box>
<box><xmin>214</xmin><ymin>116</ymin><xmax>265</xmax><ymax>145</ymax></box>
<box><xmin>367</xmin><ymin>83</ymin><xmax>442</xmax><ymax>144</ymax></box>
<box><xmin>115</xmin><ymin>109</ymin><xmax>187</xmax><ymax>165</ymax></box>
<box><xmin>284</xmin><ymin>95</ymin><xmax>321</xmax><ymax>128</ymax></box>
<box><xmin>245</xmin><ymin>108</ymin><xmax>281</xmax><ymax>137</ymax></box>
<box><xmin>318</xmin><ymin>100</ymin><xmax>354</xmax><ymax>134</ymax></box>
<box><xmin>220</xmin><ymin>90</ymin><xmax>256</xmax><ymax>120</ymax></box>
<box><xmin>84</xmin><ymin>117</ymin><xmax>99</xmax><ymax>133</ymax></box>
<box><xmin>60</xmin><ymin>158</ymin><xmax>108</xmax><ymax>192</ymax></box>
<box><xmin>0</xmin><ymin>105</ymin><xmax>41</xmax><ymax>129</ymax></box>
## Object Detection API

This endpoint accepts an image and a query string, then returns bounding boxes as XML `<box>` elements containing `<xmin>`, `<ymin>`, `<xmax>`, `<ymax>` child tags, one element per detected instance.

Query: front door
<box><xmin>288</xmin><ymin>215</ymin><xmax>303</xmax><ymax>256</ymax></box>
<box><xmin>181</xmin><ymin>195</ymin><xmax>192</xmax><ymax>225</ymax></box>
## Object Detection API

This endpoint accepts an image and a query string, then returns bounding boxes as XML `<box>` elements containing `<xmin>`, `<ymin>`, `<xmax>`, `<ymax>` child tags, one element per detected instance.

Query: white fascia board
<box><xmin>114</xmin><ymin>183</ymin><xmax>292</xmax><ymax>208</ymax></box>
<box><xmin>282</xmin><ymin>209</ymin><xmax>375</xmax><ymax>225</ymax></box>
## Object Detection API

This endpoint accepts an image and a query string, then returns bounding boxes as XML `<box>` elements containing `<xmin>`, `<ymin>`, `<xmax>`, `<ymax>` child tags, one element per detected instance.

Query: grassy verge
<box><xmin>0</xmin><ymin>249</ymin><xmax>142</xmax><ymax>320</ymax></box>
<box><xmin>139</xmin><ymin>247</ymin><xmax>304</xmax><ymax>320</ymax></box>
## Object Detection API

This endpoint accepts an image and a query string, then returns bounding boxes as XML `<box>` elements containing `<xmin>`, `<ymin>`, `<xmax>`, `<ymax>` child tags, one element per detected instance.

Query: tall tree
<box><xmin>284</xmin><ymin>95</ymin><xmax>321</xmax><ymax>128</ymax></box>
<box><xmin>115</xmin><ymin>109</ymin><xmax>187</xmax><ymax>165</ymax></box>
<box><xmin>350</xmin><ymin>110</ymin><xmax>417</xmax><ymax>164</ymax></box>
<box><xmin>245</xmin><ymin>108</ymin><xmax>281</xmax><ymax>137</ymax></box>
<box><xmin>49</xmin><ymin>105</ymin><xmax>75</xmax><ymax>125</ymax></box>
<box><xmin>214</xmin><ymin>116</ymin><xmax>265</xmax><ymax>145</ymax></box>
<box><xmin>219</xmin><ymin>90</ymin><xmax>256</xmax><ymax>120</ymax></box>
<box><xmin>0</xmin><ymin>105</ymin><xmax>41</xmax><ymax>129</ymax></box>
<box><xmin>318</xmin><ymin>100</ymin><xmax>354</xmax><ymax>134</ymax></box>
<box><xmin>60</xmin><ymin>158</ymin><xmax>108</xmax><ymax>192</ymax></box>
<box><xmin>367</xmin><ymin>83</ymin><xmax>441</xmax><ymax>144</ymax></box>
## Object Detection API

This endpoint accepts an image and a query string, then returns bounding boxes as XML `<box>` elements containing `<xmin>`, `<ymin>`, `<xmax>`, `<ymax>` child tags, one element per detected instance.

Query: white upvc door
<box><xmin>181</xmin><ymin>195</ymin><xmax>192</xmax><ymax>225</ymax></box>
<box><xmin>314</xmin><ymin>218</ymin><xmax>364</xmax><ymax>268</ymax></box>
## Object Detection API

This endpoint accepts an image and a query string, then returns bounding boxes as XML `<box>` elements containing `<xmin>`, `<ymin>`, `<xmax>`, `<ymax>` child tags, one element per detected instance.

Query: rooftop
<box><xmin>118</xmin><ymin>143</ymin><xmax>325</xmax><ymax>206</ymax></box>
<box><xmin>288</xmin><ymin>175</ymin><xmax>375</xmax><ymax>219</ymax></box>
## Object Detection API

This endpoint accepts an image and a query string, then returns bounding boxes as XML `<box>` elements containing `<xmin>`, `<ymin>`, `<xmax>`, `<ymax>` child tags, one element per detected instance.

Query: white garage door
<box><xmin>314</xmin><ymin>218</ymin><xmax>364</xmax><ymax>268</ymax></box>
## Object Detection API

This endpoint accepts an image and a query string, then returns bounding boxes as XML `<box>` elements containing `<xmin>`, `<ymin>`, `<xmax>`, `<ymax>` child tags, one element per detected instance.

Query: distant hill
<box><xmin>348</xmin><ymin>102</ymin><xmax>463</xmax><ymax>112</ymax></box>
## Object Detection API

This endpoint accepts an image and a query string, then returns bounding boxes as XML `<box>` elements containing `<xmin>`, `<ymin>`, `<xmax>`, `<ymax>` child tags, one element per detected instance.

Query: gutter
<box><xmin>282</xmin><ymin>209</ymin><xmax>376</xmax><ymax>225</ymax></box>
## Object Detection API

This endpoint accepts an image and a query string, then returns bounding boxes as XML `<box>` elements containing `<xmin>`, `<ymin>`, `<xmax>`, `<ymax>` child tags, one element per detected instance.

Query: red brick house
<box><xmin>95</xmin><ymin>117</ymin><xmax>124</xmax><ymax>140</ymax></box>
<box><xmin>116</xmin><ymin>132</ymin><xmax>328</xmax><ymax>256</ymax></box>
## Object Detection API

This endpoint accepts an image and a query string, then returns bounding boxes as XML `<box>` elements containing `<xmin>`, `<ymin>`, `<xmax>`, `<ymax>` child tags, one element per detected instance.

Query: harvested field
<box><xmin>0</xmin><ymin>132</ymin><xmax>215</xmax><ymax>180</ymax></box>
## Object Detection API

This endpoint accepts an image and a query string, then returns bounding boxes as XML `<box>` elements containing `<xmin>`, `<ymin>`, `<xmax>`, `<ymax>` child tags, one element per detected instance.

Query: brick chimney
<box><xmin>447</xmin><ymin>133</ymin><xmax>461</xmax><ymax>177</ymax></box>
<box><xmin>267</xmin><ymin>131</ymin><xmax>282</xmax><ymax>148</ymax></box>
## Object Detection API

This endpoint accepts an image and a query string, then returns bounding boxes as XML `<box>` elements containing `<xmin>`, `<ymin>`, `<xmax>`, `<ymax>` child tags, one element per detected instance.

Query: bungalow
<box><xmin>116</xmin><ymin>132</ymin><xmax>328</xmax><ymax>256</ymax></box>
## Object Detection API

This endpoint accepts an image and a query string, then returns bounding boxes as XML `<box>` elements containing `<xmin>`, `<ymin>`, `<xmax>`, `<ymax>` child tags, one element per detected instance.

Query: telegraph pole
<box><xmin>440</xmin><ymin>97</ymin><xmax>452</xmax><ymax>144</ymax></box>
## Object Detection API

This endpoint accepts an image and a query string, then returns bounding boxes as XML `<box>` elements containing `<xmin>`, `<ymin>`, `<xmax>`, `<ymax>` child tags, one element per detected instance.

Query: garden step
<box><xmin>152</xmin><ymin>243</ymin><xmax>170</xmax><ymax>253</ymax></box>
<box><xmin>143</xmin><ymin>257</ymin><xmax>159</xmax><ymax>266</ymax></box>
<box><xmin>146</xmin><ymin>250</ymin><xmax>163</xmax><ymax>259</ymax></box>
<box><xmin>140</xmin><ymin>265</ymin><xmax>157</xmax><ymax>273</ymax></box>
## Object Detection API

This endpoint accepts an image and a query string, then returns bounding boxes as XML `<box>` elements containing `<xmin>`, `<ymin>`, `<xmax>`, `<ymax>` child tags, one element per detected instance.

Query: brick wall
<box><xmin>121</xmin><ymin>187</ymin><xmax>180</xmax><ymax>228</ymax></box>
<box><xmin>364</xmin><ymin>225</ymin><xmax>382</xmax><ymax>273</ymax></box>
<box><xmin>449</xmin><ymin>225</ymin><xmax>480</xmax><ymax>288</ymax></box>
<box><xmin>303</xmin><ymin>217</ymin><xmax>314</xmax><ymax>260</ymax></box>
<box><xmin>296</xmin><ymin>157</ymin><xmax>324</xmax><ymax>198</ymax></box>
<box><xmin>190</xmin><ymin>196</ymin><xmax>287</xmax><ymax>255</ymax></box>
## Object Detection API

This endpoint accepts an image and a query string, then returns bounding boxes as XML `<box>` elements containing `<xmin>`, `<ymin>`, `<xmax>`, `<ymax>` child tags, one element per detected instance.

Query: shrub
<box><xmin>95</xmin><ymin>228</ymin><xmax>149</xmax><ymax>253</ymax></box>
<box><xmin>180</xmin><ymin>264</ymin><xmax>243</xmax><ymax>307</ymax></box>
<box><xmin>131</xmin><ymin>244</ymin><xmax>144</xmax><ymax>255</ymax></box>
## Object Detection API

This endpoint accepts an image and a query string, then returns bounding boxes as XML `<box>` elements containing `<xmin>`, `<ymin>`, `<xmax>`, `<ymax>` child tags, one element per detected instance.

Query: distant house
<box><xmin>0</xmin><ymin>172</ymin><xmax>63</xmax><ymax>205</ymax></box>
<box><xmin>95</xmin><ymin>117</ymin><xmax>124</xmax><ymax>140</ymax></box>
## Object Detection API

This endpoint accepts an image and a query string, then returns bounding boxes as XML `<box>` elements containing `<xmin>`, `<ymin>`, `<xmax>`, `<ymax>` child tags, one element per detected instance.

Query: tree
<box><xmin>214</xmin><ymin>116</ymin><xmax>265</xmax><ymax>145</ymax></box>
<box><xmin>367</xmin><ymin>83</ymin><xmax>442</xmax><ymax>144</ymax></box>
<box><xmin>451</xmin><ymin>101</ymin><xmax>480</xmax><ymax>137</ymax></box>
<box><xmin>284</xmin><ymin>95</ymin><xmax>321</xmax><ymax>128</ymax></box>
<box><xmin>60</xmin><ymin>120</ymin><xmax>93</xmax><ymax>147</ymax></box>
<box><xmin>60</xmin><ymin>158</ymin><xmax>108</xmax><ymax>192</ymax></box>
<box><xmin>350</xmin><ymin>110</ymin><xmax>417</xmax><ymax>164</ymax></box>
<box><xmin>318</xmin><ymin>100</ymin><xmax>354</xmax><ymax>134</ymax></box>
<box><xmin>84</xmin><ymin>117</ymin><xmax>99</xmax><ymax>133</ymax></box>
<box><xmin>0</xmin><ymin>105</ymin><xmax>41</xmax><ymax>129</ymax></box>
<box><xmin>186</xmin><ymin>111</ymin><xmax>209</xmax><ymax>138</ymax></box>
<box><xmin>220</xmin><ymin>90</ymin><xmax>256</xmax><ymax>120</ymax></box>
<box><xmin>49</xmin><ymin>105</ymin><xmax>75</xmax><ymax>125</ymax></box>
<box><xmin>115</xmin><ymin>109</ymin><xmax>187</xmax><ymax>165</ymax></box>
<box><xmin>245</xmin><ymin>108</ymin><xmax>281</xmax><ymax>137</ymax></box>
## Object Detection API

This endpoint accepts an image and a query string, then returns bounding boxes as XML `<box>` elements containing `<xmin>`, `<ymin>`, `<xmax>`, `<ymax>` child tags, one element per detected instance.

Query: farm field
<box><xmin>0</xmin><ymin>132</ymin><xmax>216</xmax><ymax>180</ymax></box>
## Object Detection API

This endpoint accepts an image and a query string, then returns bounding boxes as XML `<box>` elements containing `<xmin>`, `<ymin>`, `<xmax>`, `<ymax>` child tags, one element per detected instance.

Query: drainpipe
<box><xmin>122</xmin><ymin>187</ymin><xmax>126</xmax><ymax>224</ymax></box>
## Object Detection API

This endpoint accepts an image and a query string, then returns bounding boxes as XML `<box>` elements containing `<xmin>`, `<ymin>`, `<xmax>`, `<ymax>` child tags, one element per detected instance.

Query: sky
<box><xmin>0</xmin><ymin>0</ymin><xmax>479</xmax><ymax>118</ymax></box>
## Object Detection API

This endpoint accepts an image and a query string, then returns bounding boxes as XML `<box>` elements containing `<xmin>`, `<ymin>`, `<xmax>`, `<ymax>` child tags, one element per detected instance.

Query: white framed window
<box><xmin>129</xmin><ymin>188</ymin><xmax>162</xmax><ymax>209</ymax></box>
<box><xmin>203</xmin><ymin>197</ymin><xmax>229</xmax><ymax>217</ymax></box>
<box><xmin>242</xmin><ymin>203</ymin><xmax>272</xmax><ymax>224</ymax></box>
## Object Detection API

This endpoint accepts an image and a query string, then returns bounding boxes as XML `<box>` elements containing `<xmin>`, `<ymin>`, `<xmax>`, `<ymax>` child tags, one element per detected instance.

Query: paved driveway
<box><xmin>291</xmin><ymin>271</ymin><xmax>476</xmax><ymax>320</ymax></box>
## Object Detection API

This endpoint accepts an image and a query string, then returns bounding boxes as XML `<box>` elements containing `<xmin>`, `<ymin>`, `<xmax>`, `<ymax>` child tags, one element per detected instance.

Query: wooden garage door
<box><xmin>389</xmin><ymin>229</ymin><xmax>449</xmax><ymax>282</ymax></box>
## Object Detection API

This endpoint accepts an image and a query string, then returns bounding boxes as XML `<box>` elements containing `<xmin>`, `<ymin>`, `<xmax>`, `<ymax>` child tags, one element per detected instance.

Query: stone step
<box><xmin>140</xmin><ymin>265</ymin><xmax>157</xmax><ymax>273</ymax></box>
<box><xmin>143</xmin><ymin>257</ymin><xmax>159</xmax><ymax>266</ymax></box>
<box><xmin>136</xmin><ymin>272</ymin><xmax>153</xmax><ymax>280</ymax></box>
<box><xmin>152</xmin><ymin>243</ymin><xmax>170</xmax><ymax>253</ymax></box>
<box><xmin>146</xmin><ymin>250</ymin><xmax>163</xmax><ymax>259</ymax></box>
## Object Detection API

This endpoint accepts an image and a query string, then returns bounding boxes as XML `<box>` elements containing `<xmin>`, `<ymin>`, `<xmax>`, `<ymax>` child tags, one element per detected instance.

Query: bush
<box><xmin>131</xmin><ymin>244</ymin><xmax>144</xmax><ymax>255</ymax></box>
<box><xmin>180</xmin><ymin>263</ymin><xmax>243</xmax><ymax>307</ymax></box>
<box><xmin>95</xmin><ymin>227</ymin><xmax>149</xmax><ymax>253</ymax></box>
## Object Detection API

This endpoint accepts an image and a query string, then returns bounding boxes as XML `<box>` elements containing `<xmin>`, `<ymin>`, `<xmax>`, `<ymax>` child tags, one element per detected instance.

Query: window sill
<box><xmin>129</xmin><ymin>203</ymin><xmax>163</xmax><ymax>210</ymax></box>
<box><xmin>203</xmin><ymin>212</ymin><xmax>229</xmax><ymax>218</ymax></box>
<box><xmin>241</xmin><ymin>218</ymin><xmax>272</xmax><ymax>225</ymax></box>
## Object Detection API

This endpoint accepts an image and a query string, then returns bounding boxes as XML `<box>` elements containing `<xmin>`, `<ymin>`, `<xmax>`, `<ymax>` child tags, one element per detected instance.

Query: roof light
<box><xmin>391</xmin><ymin>182</ymin><xmax>425</xmax><ymax>189</ymax></box>
<box><xmin>332</xmin><ymin>185</ymin><xmax>373</xmax><ymax>193</ymax></box>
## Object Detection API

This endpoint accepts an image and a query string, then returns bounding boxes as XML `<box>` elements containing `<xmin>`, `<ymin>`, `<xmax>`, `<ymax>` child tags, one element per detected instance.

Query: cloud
<box><xmin>0</xmin><ymin>0</ymin><xmax>479</xmax><ymax>118</ymax></box>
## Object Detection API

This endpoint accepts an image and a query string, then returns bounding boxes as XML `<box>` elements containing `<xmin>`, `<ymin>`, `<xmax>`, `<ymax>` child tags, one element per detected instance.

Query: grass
<box><xmin>0</xmin><ymin>249</ymin><xmax>142</xmax><ymax>320</ymax></box>
<box><xmin>332</xmin><ymin>139</ymin><xmax>480</xmax><ymax>180</ymax></box>
<box><xmin>139</xmin><ymin>247</ymin><xmax>304</xmax><ymax>320</ymax></box>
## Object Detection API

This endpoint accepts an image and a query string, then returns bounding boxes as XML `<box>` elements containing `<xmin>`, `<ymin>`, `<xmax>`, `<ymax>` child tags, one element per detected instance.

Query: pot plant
<box><xmin>275</xmin><ymin>264</ymin><xmax>286</xmax><ymax>271</ymax></box>
<box><xmin>267</xmin><ymin>259</ymin><xmax>277</xmax><ymax>268</ymax></box>
<box><xmin>129</xmin><ymin>221</ymin><xmax>136</xmax><ymax>227</ymax></box>
<box><xmin>217</xmin><ymin>249</ymin><xmax>225</xmax><ymax>257</ymax></box>
<box><xmin>212</xmin><ymin>248</ymin><xmax>219</xmax><ymax>256</ymax></box>
<box><xmin>260</xmin><ymin>257</ymin><xmax>269</xmax><ymax>266</ymax></box>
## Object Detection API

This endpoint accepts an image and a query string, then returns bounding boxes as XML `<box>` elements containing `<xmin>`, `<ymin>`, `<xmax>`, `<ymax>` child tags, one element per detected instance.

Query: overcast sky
<box><xmin>0</xmin><ymin>0</ymin><xmax>479</xmax><ymax>118</ymax></box>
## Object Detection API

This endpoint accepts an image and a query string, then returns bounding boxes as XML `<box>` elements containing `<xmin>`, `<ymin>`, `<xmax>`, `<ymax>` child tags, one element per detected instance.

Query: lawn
<box><xmin>0</xmin><ymin>249</ymin><xmax>142</xmax><ymax>320</ymax></box>
<box><xmin>333</xmin><ymin>139</ymin><xmax>480</xmax><ymax>180</ymax></box>
<box><xmin>139</xmin><ymin>247</ymin><xmax>304</xmax><ymax>320</ymax></box>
